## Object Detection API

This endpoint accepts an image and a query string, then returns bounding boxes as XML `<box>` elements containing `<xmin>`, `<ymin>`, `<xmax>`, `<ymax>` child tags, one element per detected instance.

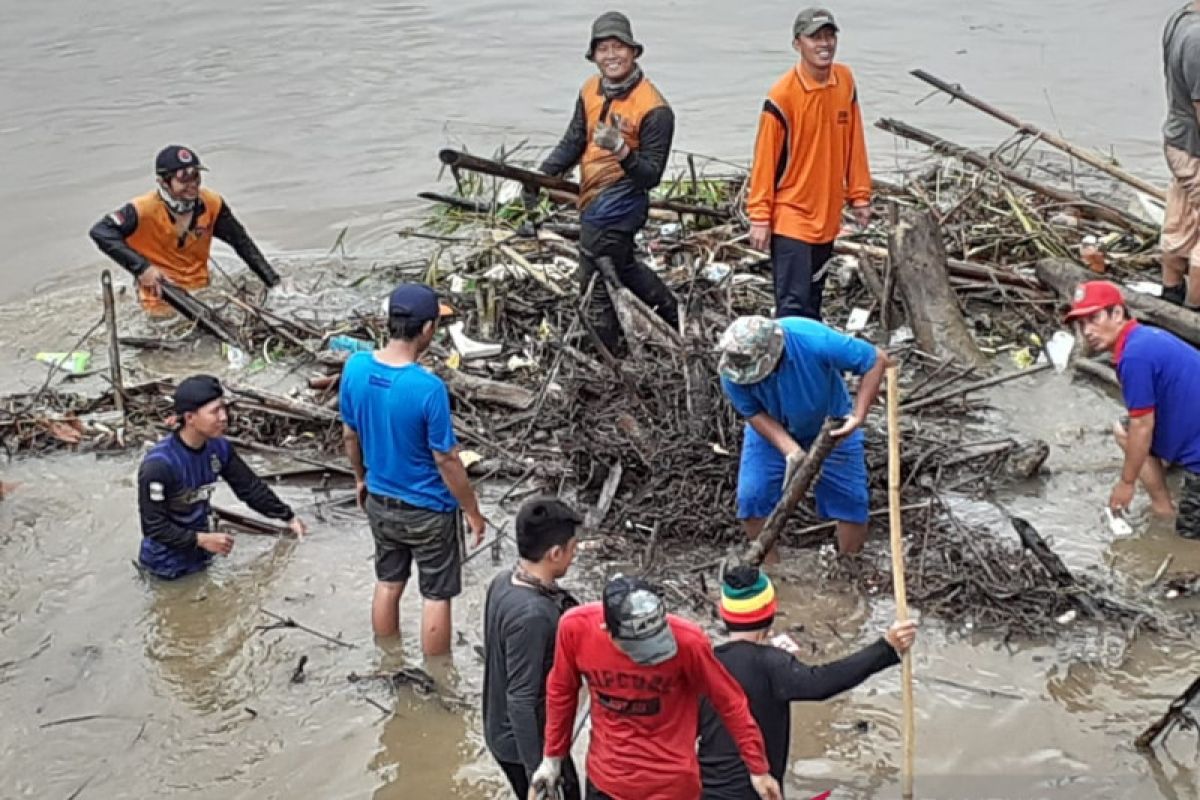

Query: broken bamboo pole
<box><xmin>743</xmin><ymin>417</ymin><xmax>841</xmax><ymax>566</ymax></box>
<box><xmin>909</xmin><ymin>69</ymin><xmax>1166</xmax><ymax>202</ymax></box>
<box><xmin>875</xmin><ymin>118</ymin><xmax>1157</xmax><ymax>235</ymax></box>
<box><xmin>887</xmin><ymin>366</ymin><xmax>916</xmax><ymax>800</ymax></box>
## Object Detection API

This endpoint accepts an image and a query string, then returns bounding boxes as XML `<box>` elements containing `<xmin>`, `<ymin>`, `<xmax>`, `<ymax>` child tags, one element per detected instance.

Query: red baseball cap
<box><xmin>1064</xmin><ymin>280</ymin><xmax>1124</xmax><ymax>322</ymax></box>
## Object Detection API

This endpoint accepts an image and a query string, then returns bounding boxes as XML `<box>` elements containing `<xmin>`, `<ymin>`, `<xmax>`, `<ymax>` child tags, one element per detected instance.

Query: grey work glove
<box><xmin>593</xmin><ymin>114</ymin><xmax>626</xmax><ymax>153</ymax></box>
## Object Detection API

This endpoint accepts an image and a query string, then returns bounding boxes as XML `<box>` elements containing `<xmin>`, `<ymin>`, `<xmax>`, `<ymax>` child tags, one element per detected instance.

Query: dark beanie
<box><xmin>173</xmin><ymin>375</ymin><xmax>224</xmax><ymax>415</ymax></box>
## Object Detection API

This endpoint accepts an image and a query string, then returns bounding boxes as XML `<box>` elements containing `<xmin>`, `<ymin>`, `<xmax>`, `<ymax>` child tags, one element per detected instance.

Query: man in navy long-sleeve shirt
<box><xmin>137</xmin><ymin>375</ymin><xmax>306</xmax><ymax>579</ymax></box>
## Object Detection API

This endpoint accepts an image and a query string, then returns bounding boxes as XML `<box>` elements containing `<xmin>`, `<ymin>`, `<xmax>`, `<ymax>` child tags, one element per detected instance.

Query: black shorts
<box><xmin>366</xmin><ymin>493</ymin><xmax>463</xmax><ymax>599</ymax></box>
<box><xmin>1178</xmin><ymin>472</ymin><xmax>1200</xmax><ymax>539</ymax></box>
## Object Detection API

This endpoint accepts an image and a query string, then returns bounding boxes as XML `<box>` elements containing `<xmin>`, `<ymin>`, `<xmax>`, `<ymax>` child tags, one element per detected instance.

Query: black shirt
<box><xmin>482</xmin><ymin>568</ymin><xmax>570</xmax><ymax>772</ymax></box>
<box><xmin>698</xmin><ymin>638</ymin><xmax>900</xmax><ymax>799</ymax></box>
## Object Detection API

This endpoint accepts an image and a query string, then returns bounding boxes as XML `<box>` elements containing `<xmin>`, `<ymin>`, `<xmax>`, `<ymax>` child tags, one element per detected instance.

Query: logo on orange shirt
<box><xmin>837</xmin><ymin>110</ymin><xmax>850</xmax><ymax>125</ymax></box>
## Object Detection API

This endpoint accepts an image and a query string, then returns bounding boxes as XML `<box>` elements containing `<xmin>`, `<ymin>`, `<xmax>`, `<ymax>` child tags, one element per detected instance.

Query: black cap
<box><xmin>173</xmin><ymin>374</ymin><xmax>224</xmax><ymax>414</ymax></box>
<box><xmin>155</xmin><ymin>145</ymin><xmax>206</xmax><ymax>176</ymax></box>
<box><xmin>516</xmin><ymin>497</ymin><xmax>583</xmax><ymax>541</ymax></box>
<box><xmin>388</xmin><ymin>283</ymin><xmax>440</xmax><ymax>322</ymax></box>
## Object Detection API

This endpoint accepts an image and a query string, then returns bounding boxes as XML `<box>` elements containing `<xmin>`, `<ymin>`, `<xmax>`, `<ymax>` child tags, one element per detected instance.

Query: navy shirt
<box><xmin>1116</xmin><ymin>321</ymin><xmax>1200</xmax><ymax>473</ymax></box>
<box><xmin>338</xmin><ymin>352</ymin><xmax>459</xmax><ymax>511</ymax></box>
<box><xmin>137</xmin><ymin>432</ymin><xmax>293</xmax><ymax>579</ymax></box>
<box><xmin>721</xmin><ymin>317</ymin><xmax>877</xmax><ymax>444</ymax></box>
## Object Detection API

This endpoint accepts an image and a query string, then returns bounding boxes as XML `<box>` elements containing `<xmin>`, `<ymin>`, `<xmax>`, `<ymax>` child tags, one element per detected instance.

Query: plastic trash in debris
<box><xmin>1126</xmin><ymin>281</ymin><xmax>1163</xmax><ymax>297</ymax></box>
<box><xmin>327</xmin><ymin>335</ymin><xmax>374</xmax><ymax>354</ymax></box>
<box><xmin>659</xmin><ymin>222</ymin><xmax>682</xmax><ymax>239</ymax></box>
<box><xmin>1056</xmin><ymin>609</ymin><xmax>1077</xmax><ymax>625</ymax></box>
<box><xmin>458</xmin><ymin>449</ymin><xmax>484</xmax><ymax>469</ymax></box>
<box><xmin>222</xmin><ymin>344</ymin><xmax>249</xmax><ymax>369</ymax></box>
<box><xmin>35</xmin><ymin>351</ymin><xmax>91</xmax><ymax>374</ymax></box>
<box><xmin>1104</xmin><ymin>507</ymin><xmax>1133</xmax><ymax>539</ymax></box>
<box><xmin>701</xmin><ymin>263</ymin><xmax>732</xmax><ymax>283</ymax></box>
<box><xmin>1080</xmin><ymin>235</ymin><xmax>1106</xmax><ymax>274</ymax></box>
<box><xmin>834</xmin><ymin>255</ymin><xmax>860</xmax><ymax>287</ymax></box>
<box><xmin>445</xmin><ymin>351</ymin><xmax>462</xmax><ymax>370</ymax></box>
<box><xmin>1044</xmin><ymin>331</ymin><xmax>1075</xmax><ymax>373</ymax></box>
<box><xmin>845</xmin><ymin>307</ymin><xmax>871</xmax><ymax>333</ymax></box>
<box><xmin>889</xmin><ymin>326</ymin><xmax>914</xmax><ymax>346</ymax></box>
<box><xmin>447</xmin><ymin>321</ymin><xmax>502</xmax><ymax>360</ymax></box>
<box><xmin>506</xmin><ymin>354</ymin><xmax>537</xmax><ymax>372</ymax></box>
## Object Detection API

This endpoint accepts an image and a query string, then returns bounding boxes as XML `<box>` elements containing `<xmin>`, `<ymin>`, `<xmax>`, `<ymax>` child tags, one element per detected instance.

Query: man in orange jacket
<box><xmin>532</xmin><ymin>12</ymin><xmax>679</xmax><ymax>355</ymax></box>
<box><xmin>747</xmin><ymin>8</ymin><xmax>872</xmax><ymax>321</ymax></box>
<box><xmin>89</xmin><ymin>145</ymin><xmax>280</xmax><ymax>315</ymax></box>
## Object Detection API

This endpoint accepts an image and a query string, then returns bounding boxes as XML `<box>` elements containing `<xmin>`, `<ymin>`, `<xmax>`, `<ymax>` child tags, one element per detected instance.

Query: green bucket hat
<box><xmin>586</xmin><ymin>11</ymin><xmax>644</xmax><ymax>60</ymax></box>
<box><xmin>717</xmin><ymin>316</ymin><xmax>785</xmax><ymax>385</ymax></box>
<box><xmin>793</xmin><ymin>7</ymin><xmax>839</xmax><ymax>38</ymax></box>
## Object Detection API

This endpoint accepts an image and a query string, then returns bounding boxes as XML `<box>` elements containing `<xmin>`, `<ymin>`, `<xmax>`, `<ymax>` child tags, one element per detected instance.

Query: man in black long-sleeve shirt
<box><xmin>533</xmin><ymin>12</ymin><xmax>679</xmax><ymax>354</ymax></box>
<box><xmin>698</xmin><ymin>566</ymin><xmax>917</xmax><ymax>799</ymax></box>
<box><xmin>482</xmin><ymin>497</ymin><xmax>583</xmax><ymax>799</ymax></box>
<box><xmin>89</xmin><ymin>145</ymin><xmax>280</xmax><ymax>316</ymax></box>
<box><xmin>137</xmin><ymin>374</ymin><xmax>307</xmax><ymax>579</ymax></box>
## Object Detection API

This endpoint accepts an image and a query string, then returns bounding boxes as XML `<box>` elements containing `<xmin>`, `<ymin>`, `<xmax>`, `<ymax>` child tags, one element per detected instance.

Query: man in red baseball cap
<box><xmin>1065</xmin><ymin>280</ymin><xmax>1200</xmax><ymax>539</ymax></box>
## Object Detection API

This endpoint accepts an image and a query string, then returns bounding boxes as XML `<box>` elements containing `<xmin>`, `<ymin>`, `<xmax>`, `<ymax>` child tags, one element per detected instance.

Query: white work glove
<box><xmin>528</xmin><ymin>756</ymin><xmax>562</xmax><ymax>798</ymax></box>
<box><xmin>593</xmin><ymin>114</ymin><xmax>626</xmax><ymax>153</ymax></box>
<box><xmin>783</xmin><ymin>448</ymin><xmax>805</xmax><ymax>489</ymax></box>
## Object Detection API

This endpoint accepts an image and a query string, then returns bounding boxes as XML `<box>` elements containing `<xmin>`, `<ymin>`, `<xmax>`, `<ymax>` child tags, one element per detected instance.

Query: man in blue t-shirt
<box><xmin>1065</xmin><ymin>280</ymin><xmax>1200</xmax><ymax>539</ymax></box>
<box><xmin>717</xmin><ymin>315</ymin><xmax>891</xmax><ymax>557</ymax></box>
<box><xmin>339</xmin><ymin>283</ymin><xmax>487</xmax><ymax>653</ymax></box>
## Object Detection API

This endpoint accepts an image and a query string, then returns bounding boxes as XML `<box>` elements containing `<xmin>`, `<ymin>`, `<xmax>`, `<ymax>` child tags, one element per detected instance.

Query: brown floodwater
<box><xmin>3</xmin><ymin>1</ymin><xmax>1200</xmax><ymax>798</ymax></box>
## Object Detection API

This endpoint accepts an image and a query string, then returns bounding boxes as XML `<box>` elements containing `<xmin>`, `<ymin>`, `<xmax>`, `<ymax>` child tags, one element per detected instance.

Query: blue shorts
<box><xmin>736</xmin><ymin>424</ymin><xmax>869</xmax><ymax>523</ymax></box>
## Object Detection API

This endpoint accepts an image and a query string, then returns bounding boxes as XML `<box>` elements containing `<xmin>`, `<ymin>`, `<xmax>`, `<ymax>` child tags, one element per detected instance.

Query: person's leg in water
<box><xmin>372</xmin><ymin>580</ymin><xmax>405</xmax><ymax>637</ymax></box>
<box><xmin>814</xmin><ymin>433</ymin><xmax>871</xmax><ymax>554</ymax></box>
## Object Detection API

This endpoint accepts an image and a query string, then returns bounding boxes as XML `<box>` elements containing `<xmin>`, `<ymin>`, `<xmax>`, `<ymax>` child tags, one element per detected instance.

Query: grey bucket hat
<box><xmin>586</xmin><ymin>11</ymin><xmax>644</xmax><ymax>60</ymax></box>
<box><xmin>717</xmin><ymin>316</ymin><xmax>785</xmax><ymax>385</ymax></box>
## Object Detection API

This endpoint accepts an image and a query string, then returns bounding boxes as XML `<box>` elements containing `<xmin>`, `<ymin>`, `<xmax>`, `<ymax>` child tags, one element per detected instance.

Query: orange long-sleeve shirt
<box><xmin>748</xmin><ymin>62</ymin><xmax>871</xmax><ymax>244</ymax></box>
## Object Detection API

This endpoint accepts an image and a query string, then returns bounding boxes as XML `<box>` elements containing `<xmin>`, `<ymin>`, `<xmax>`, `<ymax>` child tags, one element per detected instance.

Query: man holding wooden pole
<box><xmin>747</xmin><ymin>8</ymin><xmax>872</xmax><ymax>321</ymax></box>
<box><xmin>1160</xmin><ymin>2</ymin><xmax>1200</xmax><ymax>308</ymax></box>
<box><xmin>89</xmin><ymin>145</ymin><xmax>282</xmax><ymax>316</ymax></box>
<box><xmin>529</xmin><ymin>11</ymin><xmax>679</xmax><ymax>354</ymax></box>
<box><xmin>717</xmin><ymin>316</ymin><xmax>891</xmax><ymax>558</ymax></box>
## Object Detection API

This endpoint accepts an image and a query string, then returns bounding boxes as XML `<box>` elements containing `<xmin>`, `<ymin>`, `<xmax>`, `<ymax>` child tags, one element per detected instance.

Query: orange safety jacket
<box><xmin>125</xmin><ymin>188</ymin><xmax>222</xmax><ymax>312</ymax></box>
<box><xmin>578</xmin><ymin>74</ymin><xmax>669</xmax><ymax>209</ymax></box>
<box><xmin>747</xmin><ymin>62</ymin><xmax>871</xmax><ymax>244</ymax></box>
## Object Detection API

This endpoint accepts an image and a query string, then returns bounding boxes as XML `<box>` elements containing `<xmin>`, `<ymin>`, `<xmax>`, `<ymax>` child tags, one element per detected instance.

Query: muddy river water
<box><xmin>2</xmin><ymin>1</ymin><xmax>1200</xmax><ymax>799</ymax></box>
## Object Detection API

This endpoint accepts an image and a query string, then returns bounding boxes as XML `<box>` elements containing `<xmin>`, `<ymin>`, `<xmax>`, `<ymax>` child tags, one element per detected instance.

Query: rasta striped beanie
<box><xmin>720</xmin><ymin>565</ymin><xmax>777</xmax><ymax>631</ymax></box>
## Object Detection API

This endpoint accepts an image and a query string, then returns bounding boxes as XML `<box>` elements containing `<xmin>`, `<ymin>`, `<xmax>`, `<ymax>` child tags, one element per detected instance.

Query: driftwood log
<box><xmin>1035</xmin><ymin>258</ymin><xmax>1200</xmax><ymax>349</ymax></box>
<box><xmin>888</xmin><ymin>209</ymin><xmax>989</xmax><ymax>370</ymax></box>
<box><xmin>443</xmin><ymin>369</ymin><xmax>539</xmax><ymax>411</ymax></box>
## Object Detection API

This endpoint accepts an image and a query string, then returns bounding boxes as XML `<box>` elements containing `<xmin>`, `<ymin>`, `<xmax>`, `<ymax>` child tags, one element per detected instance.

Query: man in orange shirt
<box><xmin>89</xmin><ymin>145</ymin><xmax>280</xmax><ymax>315</ymax></box>
<box><xmin>747</xmin><ymin>8</ymin><xmax>871</xmax><ymax>321</ymax></box>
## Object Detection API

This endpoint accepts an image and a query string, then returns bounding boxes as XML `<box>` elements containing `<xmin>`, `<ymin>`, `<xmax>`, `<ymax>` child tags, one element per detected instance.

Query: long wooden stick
<box><xmin>909</xmin><ymin>70</ymin><xmax>1166</xmax><ymax>202</ymax></box>
<box><xmin>875</xmin><ymin>118</ymin><xmax>1157</xmax><ymax>235</ymax></box>
<box><xmin>887</xmin><ymin>366</ymin><xmax>915</xmax><ymax>800</ymax></box>
<box><xmin>100</xmin><ymin>271</ymin><xmax>126</xmax><ymax>421</ymax></box>
<box><xmin>438</xmin><ymin>149</ymin><xmax>731</xmax><ymax>219</ymax></box>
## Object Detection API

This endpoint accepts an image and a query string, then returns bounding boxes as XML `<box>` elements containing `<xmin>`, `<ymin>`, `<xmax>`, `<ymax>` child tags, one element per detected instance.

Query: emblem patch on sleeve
<box><xmin>148</xmin><ymin>482</ymin><xmax>165</xmax><ymax>502</ymax></box>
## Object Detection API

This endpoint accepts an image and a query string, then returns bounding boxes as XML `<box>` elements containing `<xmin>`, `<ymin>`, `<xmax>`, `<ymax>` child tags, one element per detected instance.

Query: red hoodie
<box><xmin>543</xmin><ymin>603</ymin><xmax>770</xmax><ymax>799</ymax></box>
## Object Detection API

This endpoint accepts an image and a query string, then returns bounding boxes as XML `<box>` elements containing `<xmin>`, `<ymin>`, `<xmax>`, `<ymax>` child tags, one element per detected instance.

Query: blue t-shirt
<box><xmin>1116</xmin><ymin>322</ymin><xmax>1200</xmax><ymax>473</ymax></box>
<box><xmin>720</xmin><ymin>317</ymin><xmax>878</xmax><ymax>444</ymax></box>
<box><xmin>339</xmin><ymin>352</ymin><xmax>459</xmax><ymax>511</ymax></box>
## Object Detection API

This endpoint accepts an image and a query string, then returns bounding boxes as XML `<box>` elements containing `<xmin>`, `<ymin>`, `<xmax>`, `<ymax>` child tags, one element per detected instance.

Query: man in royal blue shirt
<box><xmin>339</xmin><ymin>283</ymin><xmax>487</xmax><ymax>653</ymax></box>
<box><xmin>717</xmin><ymin>316</ymin><xmax>891</xmax><ymax>557</ymax></box>
<box><xmin>1065</xmin><ymin>280</ymin><xmax>1200</xmax><ymax>539</ymax></box>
